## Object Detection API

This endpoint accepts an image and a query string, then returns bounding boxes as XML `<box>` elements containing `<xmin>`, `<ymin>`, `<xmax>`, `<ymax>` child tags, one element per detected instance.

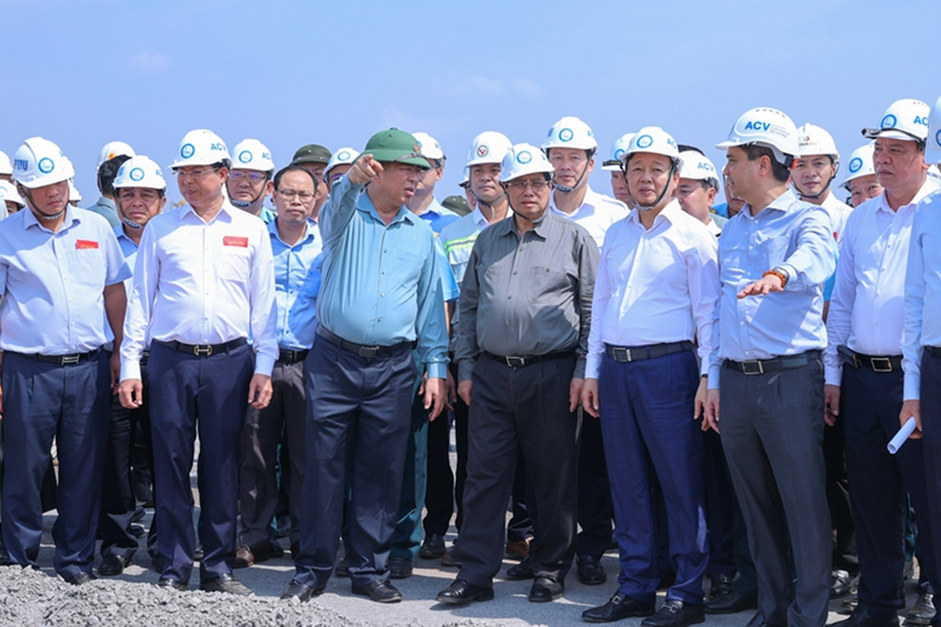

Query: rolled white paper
<box><xmin>887</xmin><ymin>417</ymin><xmax>917</xmax><ymax>455</ymax></box>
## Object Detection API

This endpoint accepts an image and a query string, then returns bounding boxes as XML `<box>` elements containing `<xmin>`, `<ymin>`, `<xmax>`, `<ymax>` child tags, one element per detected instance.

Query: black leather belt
<box><xmin>154</xmin><ymin>338</ymin><xmax>247</xmax><ymax>357</ymax></box>
<box><xmin>316</xmin><ymin>327</ymin><xmax>414</xmax><ymax>359</ymax></box>
<box><xmin>16</xmin><ymin>348</ymin><xmax>101</xmax><ymax>366</ymax></box>
<box><xmin>605</xmin><ymin>341</ymin><xmax>693</xmax><ymax>363</ymax></box>
<box><xmin>928</xmin><ymin>346</ymin><xmax>941</xmax><ymax>358</ymax></box>
<box><xmin>838</xmin><ymin>345</ymin><xmax>902</xmax><ymax>373</ymax></box>
<box><xmin>724</xmin><ymin>350</ymin><xmax>821</xmax><ymax>375</ymax></box>
<box><xmin>484</xmin><ymin>350</ymin><xmax>574</xmax><ymax>369</ymax></box>
<box><xmin>279</xmin><ymin>349</ymin><xmax>309</xmax><ymax>364</ymax></box>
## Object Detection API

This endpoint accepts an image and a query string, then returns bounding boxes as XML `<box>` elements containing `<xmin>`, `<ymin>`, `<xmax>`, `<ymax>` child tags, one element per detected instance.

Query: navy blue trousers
<box><xmin>148</xmin><ymin>341</ymin><xmax>254</xmax><ymax>583</ymax></box>
<box><xmin>294</xmin><ymin>339</ymin><xmax>416</xmax><ymax>589</ymax></box>
<box><xmin>1</xmin><ymin>351</ymin><xmax>110</xmax><ymax>579</ymax></box>
<box><xmin>599</xmin><ymin>349</ymin><xmax>708</xmax><ymax>606</ymax></box>
<box><xmin>919</xmin><ymin>350</ymin><xmax>941</xmax><ymax>627</ymax></box>
<box><xmin>843</xmin><ymin>364</ymin><xmax>938</xmax><ymax>616</ymax></box>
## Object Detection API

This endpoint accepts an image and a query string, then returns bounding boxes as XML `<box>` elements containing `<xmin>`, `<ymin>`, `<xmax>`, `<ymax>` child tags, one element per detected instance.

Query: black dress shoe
<box><xmin>352</xmin><ymin>579</ymin><xmax>402</xmax><ymax>603</ymax></box>
<box><xmin>199</xmin><ymin>573</ymin><xmax>252</xmax><ymax>596</ymax></box>
<box><xmin>906</xmin><ymin>593</ymin><xmax>936</xmax><ymax>626</ymax></box>
<box><xmin>98</xmin><ymin>554</ymin><xmax>130</xmax><ymax>576</ymax></box>
<box><xmin>641</xmin><ymin>600</ymin><xmax>705</xmax><ymax>627</ymax></box>
<box><xmin>506</xmin><ymin>555</ymin><xmax>534</xmax><ymax>580</ymax></box>
<box><xmin>280</xmin><ymin>579</ymin><xmax>324</xmax><ymax>602</ymax></box>
<box><xmin>335</xmin><ymin>557</ymin><xmax>350</xmax><ymax>577</ymax></box>
<box><xmin>708</xmin><ymin>573</ymin><xmax>733</xmax><ymax>599</ymax></box>
<box><xmin>830</xmin><ymin>608</ymin><xmax>900</xmax><ymax>627</ymax></box>
<box><xmin>131</xmin><ymin>506</ymin><xmax>146</xmax><ymax>523</ymax></box>
<box><xmin>831</xmin><ymin>569</ymin><xmax>856</xmax><ymax>598</ymax></box>
<box><xmin>387</xmin><ymin>556</ymin><xmax>413</xmax><ymax>579</ymax></box>
<box><xmin>705</xmin><ymin>588</ymin><xmax>758</xmax><ymax>614</ymax></box>
<box><xmin>156</xmin><ymin>577</ymin><xmax>187</xmax><ymax>591</ymax></box>
<box><xmin>436</xmin><ymin>579</ymin><xmax>494</xmax><ymax>605</ymax></box>
<box><xmin>419</xmin><ymin>533</ymin><xmax>446</xmax><ymax>559</ymax></box>
<box><xmin>582</xmin><ymin>592</ymin><xmax>655</xmax><ymax>623</ymax></box>
<box><xmin>529</xmin><ymin>575</ymin><xmax>563</xmax><ymax>603</ymax></box>
<box><xmin>577</xmin><ymin>555</ymin><xmax>607</xmax><ymax>585</ymax></box>
<box><xmin>65</xmin><ymin>571</ymin><xmax>97</xmax><ymax>585</ymax></box>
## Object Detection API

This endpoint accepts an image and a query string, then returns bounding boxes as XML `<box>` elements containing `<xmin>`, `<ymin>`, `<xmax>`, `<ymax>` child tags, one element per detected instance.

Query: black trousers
<box><xmin>454</xmin><ymin>352</ymin><xmax>580</xmax><ymax>587</ymax></box>
<box><xmin>424</xmin><ymin>364</ymin><xmax>468</xmax><ymax>536</ymax></box>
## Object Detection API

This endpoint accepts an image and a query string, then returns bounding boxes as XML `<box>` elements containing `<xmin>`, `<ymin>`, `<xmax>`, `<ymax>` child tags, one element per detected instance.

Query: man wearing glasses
<box><xmin>437</xmin><ymin>143</ymin><xmax>597</xmax><ymax>606</ymax></box>
<box><xmin>236</xmin><ymin>165</ymin><xmax>322</xmax><ymax>569</ymax></box>
<box><xmin>120</xmin><ymin>129</ymin><xmax>277</xmax><ymax>595</ymax></box>
<box><xmin>226</xmin><ymin>139</ymin><xmax>276</xmax><ymax>223</ymax></box>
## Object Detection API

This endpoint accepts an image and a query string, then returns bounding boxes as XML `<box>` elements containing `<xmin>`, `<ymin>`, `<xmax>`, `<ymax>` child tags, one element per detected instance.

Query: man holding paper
<box><xmin>828</xmin><ymin>99</ymin><xmax>939</xmax><ymax>627</ymax></box>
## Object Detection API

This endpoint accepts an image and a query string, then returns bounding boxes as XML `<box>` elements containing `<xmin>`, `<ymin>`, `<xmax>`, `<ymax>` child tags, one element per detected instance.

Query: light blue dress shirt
<box><xmin>417</xmin><ymin>198</ymin><xmax>460</xmax><ymax>234</ymax></box>
<box><xmin>708</xmin><ymin>189</ymin><xmax>836</xmax><ymax>387</ymax></box>
<box><xmin>316</xmin><ymin>175</ymin><xmax>448</xmax><ymax>379</ymax></box>
<box><xmin>0</xmin><ymin>207</ymin><xmax>130</xmax><ymax>354</ymax></box>
<box><xmin>903</xmin><ymin>190</ymin><xmax>941</xmax><ymax>400</ymax></box>
<box><xmin>269</xmin><ymin>219</ymin><xmax>323</xmax><ymax>350</ymax></box>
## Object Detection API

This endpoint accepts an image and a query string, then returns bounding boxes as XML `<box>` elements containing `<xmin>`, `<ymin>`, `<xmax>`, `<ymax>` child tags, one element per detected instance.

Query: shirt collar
<box><xmin>23</xmin><ymin>204</ymin><xmax>81</xmax><ymax>233</ymax></box>
<box><xmin>874</xmin><ymin>179</ymin><xmax>939</xmax><ymax>215</ymax></box>
<box><xmin>626</xmin><ymin>198</ymin><xmax>683</xmax><ymax>228</ymax></box>
<box><xmin>496</xmin><ymin>208</ymin><xmax>553</xmax><ymax>239</ymax></box>
<box><xmin>268</xmin><ymin>216</ymin><xmax>317</xmax><ymax>247</ymax></box>
<box><xmin>549</xmin><ymin>185</ymin><xmax>597</xmax><ymax>219</ymax></box>
<box><xmin>358</xmin><ymin>190</ymin><xmax>415</xmax><ymax>226</ymax></box>
<box><xmin>181</xmin><ymin>199</ymin><xmax>237</xmax><ymax>224</ymax></box>
<box><xmin>740</xmin><ymin>188</ymin><xmax>801</xmax><ymax>220</ymax></box>
<box><xmin>114</xmin><ymin>223</ymin><xmax>140</xmax><ymax>246</ymax></box>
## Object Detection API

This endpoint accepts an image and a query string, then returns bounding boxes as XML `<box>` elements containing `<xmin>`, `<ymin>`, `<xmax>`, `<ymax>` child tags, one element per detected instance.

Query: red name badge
<box><xmin>75</xmin><ymin>240</ymin><xmax>99</xmax><ymax>250</ymax></box>
<box><xmin>223</xmin><ymin>236</ymin><xmax>248</xmax><ymax>248</ymax></box>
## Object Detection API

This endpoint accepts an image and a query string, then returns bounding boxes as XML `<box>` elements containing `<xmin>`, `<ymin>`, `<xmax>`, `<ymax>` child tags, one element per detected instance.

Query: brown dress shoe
<box><xmin>234</xmin><ymin>545</ymin><xmax>254</xmax><ymax>568</ymax></box>
<box><xmin>505</xmin><ymin>538</ymin><xmax>531</xmax><ymax>561</ymax></box>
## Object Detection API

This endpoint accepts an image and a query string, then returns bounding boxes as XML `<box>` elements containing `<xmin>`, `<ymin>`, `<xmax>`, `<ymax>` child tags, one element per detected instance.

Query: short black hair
<box><xmin>98</xmin><ymin>154</ymin><xmax>132</xmax><ymax>196</ymax></box>
<box><xmin>742</xmin><ymin>145</ymin><xmax>790</xmax><ymax>183</ymax></box>
<box><xmin>273</xmin><ymin>165</ymin><xmax>319</xmax><ymax>193</ymax></box>
<box><xmin>677</xmin><ymin>144</ymin><xmax>704</xmax><ymax>155</ymax></box>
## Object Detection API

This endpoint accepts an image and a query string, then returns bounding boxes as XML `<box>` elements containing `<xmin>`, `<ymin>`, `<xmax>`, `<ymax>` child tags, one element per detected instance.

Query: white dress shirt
<box><xmin>824</xmin><ymin>180</ymin><xmax>936</xmax><ymax>385</ymax></box>
<box><xmin>586</xmin><ymin>200</ymin><xmax>719</xmax><ymax>379</ymax></box>
<box><xmin>821</xmin><ymin>192</ymin><xmax>854</xmax><ymax>245</ymax></box>
<box><xmin>121</xmin><ymin>201</ymin><xmax>277</xmax><ymax>381</ymax></box>
<box><xmin>903</xmin><ymin>189</ymin><xmax>941</xmax><ymax>400</ymax></box>
<box><xmin>550</xmin><ymin>186</ymin><xmax>628</xmax><ymax>249</ymax></box>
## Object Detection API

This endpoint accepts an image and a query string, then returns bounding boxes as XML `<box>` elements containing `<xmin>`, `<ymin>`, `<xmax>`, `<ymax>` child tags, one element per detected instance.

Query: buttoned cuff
<box><xmin>903</xmin><ymin>375</ymin><xmax>921</xmax><ymax>401</ymax></box>
<box><xmin>254</xmin><ymin>355</ymin><xmax>275</xmax><ymax>377</ymax></box>
<box><xmin>778</xmin><ymin>263</ymin><xmax>797</xmax><ymax>290</ymax></box>
<box><xmin>426</xmin><ymin>361</ymin><xmax>447</xmax><ymax>379</ymax></box>
<box><xmin>707</xmin><ymin>363</ymin><xmax>721</xmax><ymax>390</ymax></box>
<box><xmin>585</xmin><ymin>354</ymin><xmax>601</xmax><ymax>380</ymax></box>
<box><xmin>824</xmin><ymin>365</ymin><xmax>843</xmax><ymax>387</ymax></box>
<box><xmin>458</xmin><ymin>360</ymin><xmax>475</xmax><ymax>383</ymax></box>
<box><xmin>121</xmin><ymin>360</ymin><xmax>141</xmax><ymax>382</ymax></box>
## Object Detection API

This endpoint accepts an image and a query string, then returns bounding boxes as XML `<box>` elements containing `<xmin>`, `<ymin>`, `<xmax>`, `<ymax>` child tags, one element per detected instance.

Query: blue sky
<box><xmin>1</xmin><ymin>0</ymin><xmax>938</xmax><ymax>204</ymax></box>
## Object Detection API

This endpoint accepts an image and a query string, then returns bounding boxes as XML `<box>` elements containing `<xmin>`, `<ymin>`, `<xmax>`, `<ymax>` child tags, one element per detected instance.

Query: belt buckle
<box><xmin>871</xmin><ymin>357</ymin><xmax>893</xmax><ymax>373</ymax></box>
<box><xmin>194</xmin><ymin>345</ymin><xmax>213</xmax><ymax>357</ymax></box>
<box><xmin>60</xmin><ymin>354</ymin><xmax>80</xmax><ymax>365</ymax></box>
<box><xmin>611</xmin><ymin>347</ymin><xmax>631</xmax><ymax>363</ymax></box>
<box><xmin>358</xmin><ymin>346</ymin><xmax>380</xmax><ymax>359</ymax></box>
<box><xmin>505</xmin><ymin>356</ymin><xmax>526</xmax><ymax>368</ymax></box>
<box><xmin>741</xmin><ymin>360</ymin><xmax>764</xmax><ymax>375</ymax></box>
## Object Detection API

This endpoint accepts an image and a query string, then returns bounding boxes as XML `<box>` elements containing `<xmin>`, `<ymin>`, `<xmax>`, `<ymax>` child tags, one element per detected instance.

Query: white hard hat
<box><xmin>0</xmin><ymin>180</ymin><xmax>24</xmax><ymax>206</ymax></box>
<box><xmin>460</xmin><ymin>167</ymin><xmax>470</xmax><ymax>187</ymax></box>
<box><xmin>68</xmin><ymin>180</ymin><xmax>82</xmax><ymax>203</ymax></box>
<box><xmin>413</xmin><ymin>132</ymin><xmax>445</xmax><ymax>161</ymax></box>
<box><xmin>841</xmin><ymin>144</ymin><xmax>876</xmax><ymax>189</ymax></box>
<box><xmin>12</xmin><ymin>137</ymin><xmax>76</xmax><ymax>189</ymax></box>
<box><xmin>542</xmin><ymin>116</ymin><xmax>598</xmax><ymax>152</ymax></box>
<box><xmin>113</xmin><ymin>156</ymin><xmax>167</xmax><ymax>191</ymax></box>
<box><xmin>0</xmin><ymin>150</ymin><xmax>12</xmax><ymax>176</ymax></box>
<box><xmin>622</xmin><ymin>127</ymin><xmax>680</xmax><ymax>164</ymax></box>
<box><xmin>863</xmin><ymin>99</ymin><xmax>930</xmax><ymax>142</ymax></box>
<box><xmin>324</xmin><ymin>147</ymin><xmax>360</xmax><ymax>179</ymax></box>
<box><xmin>602</xmin><ymin>133</ymin><xmax>636</xmax><ymax>171</ymax></box>
<box><xmin>499</xmin><ymin>143</ymin><xmax>554</xmax><ymax>183</ymax></box>
<box><xmin>96</xmin><ymin>141</ymin><xmax>136</xmax><ymax>170</ymax></box>
<box><xmin>716</xmin><ymin>107</ymin><xmax>800</xmax><ymax>167</ymax></box>
<box><xmin>927</xmin><ymin>165</ymin><xmax>941</xmax><ymax>184</ymax></box>
<box><xmin>231</xmin><ymin>139</ymin><xmax>275</xmax><ymax>173</ymax></box>
<box><xmin>926</xmin><ymin>95</ymin><xmax>941</xmax><ymax>165</ymax></box>
<box><xmin>171</xmin><ymin>129</ymin><xmax>230</xmax><ymax>169</ymax></box>
<box><xmin>797</xmin><ymin>123</ymin><xmax>840</xmax><ymax>162</ymax></box>
<box><xmin>466</xmin><ymin>131</ymin><xmax>513</xmax><ymax>168</ymax></box>
<box><xmin>678</xmin><ymin>150</ymin><xmax>721</xmax><ymax>187</ymax></box>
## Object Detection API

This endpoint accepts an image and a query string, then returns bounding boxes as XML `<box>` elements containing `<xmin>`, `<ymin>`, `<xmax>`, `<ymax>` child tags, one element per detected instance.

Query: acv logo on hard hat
<box><xmin>699</xmin><ymin>162</ymin><xmax>715</xmax><ymax>172</ymax></box>
<box><xmin>559</xmin><ymin>128</ymin><xmax>574</xmax><ymax>142</ymax></box>
<box><xmin>130</xmin><ymin>168</ymin><xmax>145</xmax><ymax>182</ymax></box>
<box><xmin>517</xmin><ymin>151</ymin><xmax>533</xmax><ymax>164</ymax></box>
<box><xmin>637</xmin><ymin>135</ymin><xmax>654</xmax><ymax>149</ymax></box>
<box><xmin>881</xmin><ymin>114</ymin><xmax>898</xmax><ymax>129</ymax></box>
<box><xmin>936</xmin><ymin>130</ymin><xmax>941</xmax><ymax>145</ymax></box>
<box><xmin>337</xmin><ymin>151</ymin><xmax>350</xmax><ymax>161</ymax></box>
<box><xmin>38</xmin><ymin>157</ymin><xmax>55</xmax><ymax>174</ymax></box>
<box><xmin>239</xmin><ymin>151</ymin><xmax>252</xmax><ymax>164</ymax></box>
<box><xmin>849</xmin><ymin>158</ymin><xmax>863</xmax><ymax>173</ymax></box>
<box><xmin>181</xmin><ymin>144</ymin><xmax>195</xmax><ymax>159</ymax></box>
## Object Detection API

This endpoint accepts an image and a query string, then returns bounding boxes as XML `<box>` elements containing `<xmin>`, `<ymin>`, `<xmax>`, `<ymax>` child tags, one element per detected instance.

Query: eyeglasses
<box><xmin>277</xmin><ymin>189</ymin><xmax>315</xmax><ymax>202</ymax></box>
<box><xmin>173</xmin><ymin>167</ymin><xmax>216</xmax><ymax>180</ymax></box>
<box><xmin>505</xmin><ymin>179</ymin><xmax>550</xmax><ymax>192</ymax></box>
<box><xmin>228</xmin><ymin>170</ymin><xmax>268</xmax><ymax>182</ymax></box>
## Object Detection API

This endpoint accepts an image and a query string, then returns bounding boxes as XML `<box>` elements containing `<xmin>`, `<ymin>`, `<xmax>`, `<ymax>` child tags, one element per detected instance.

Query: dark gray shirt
<box><xmin>455</xmin><ymin>210</ymin><xmax>598</xmax><ymax>381</ymax></box>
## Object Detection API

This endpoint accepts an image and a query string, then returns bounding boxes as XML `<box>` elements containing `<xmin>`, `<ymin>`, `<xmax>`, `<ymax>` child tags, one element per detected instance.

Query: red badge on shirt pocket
<box><xmin>223</xmin><ymin>236</ymin><xmax>249</xmax><ymax>248</ymax></box>
<box><xmin>75</xmin><ymin>240</ymin><xmax>99</xmax><ymax>250</ymax></box>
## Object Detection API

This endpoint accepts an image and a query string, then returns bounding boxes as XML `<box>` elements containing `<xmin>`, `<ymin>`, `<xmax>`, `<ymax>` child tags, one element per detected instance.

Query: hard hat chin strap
<box><xmin>20</xmin><ymin>186</ymin><xmax>65</xmax><ymax>221</ymax></box>
<box><xmin>551</xmin><ymin>150</ymin><xmax>593</xmax><ymax>193</ymax></box>
<box><xmin>796</xmin><ymin>170</ymin><xmax>836</xmax><ymax>202</ymax></box>
<box><xmin>630</xmin><ymin>159</ymin><xmax>677</xmax><ymax>212</ymax></box>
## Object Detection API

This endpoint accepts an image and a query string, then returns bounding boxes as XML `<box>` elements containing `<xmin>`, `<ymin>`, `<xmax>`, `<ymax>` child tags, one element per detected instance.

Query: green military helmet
<box><xmin>442</xmin><ymin>194</ymin><xmax>470</xmax><ymax>216</ymax></box>
<box><xmin>360</xmin><ymin>128</ymin><xmax>430</xmax><ymax>170</ymax></box>
<box><xmin>291</xmin><ymin>144</ymin><xmax>332</xmax><ymax>165</ymax></box>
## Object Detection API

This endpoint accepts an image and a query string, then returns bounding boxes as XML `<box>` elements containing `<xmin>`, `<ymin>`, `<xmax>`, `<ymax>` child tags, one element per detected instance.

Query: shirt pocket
<box><xmin>394</xmin><ymin>249</ymin><xmax>424</xmax><ymax>289</ymax></box>
<box><xmin>527</xmin><ymin>265</ymin><xmax>571</xmax><ymax>305</ymax></box>
<box><xmin>219</xmin><ymin>247</ymin><xmax>251</xmax><ymax>283</ymax></box>
<box><xmin>71</xmin><ymin>245</ymin><xmax>107</xmax><ymax>288</ymax></box>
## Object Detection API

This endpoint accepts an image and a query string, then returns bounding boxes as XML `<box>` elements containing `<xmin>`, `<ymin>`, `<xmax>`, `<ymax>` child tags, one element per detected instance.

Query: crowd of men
<box><xmin>0</xmin><ymin>95</ymin><xmax>940</xmax><ymax>627</ymax></box>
